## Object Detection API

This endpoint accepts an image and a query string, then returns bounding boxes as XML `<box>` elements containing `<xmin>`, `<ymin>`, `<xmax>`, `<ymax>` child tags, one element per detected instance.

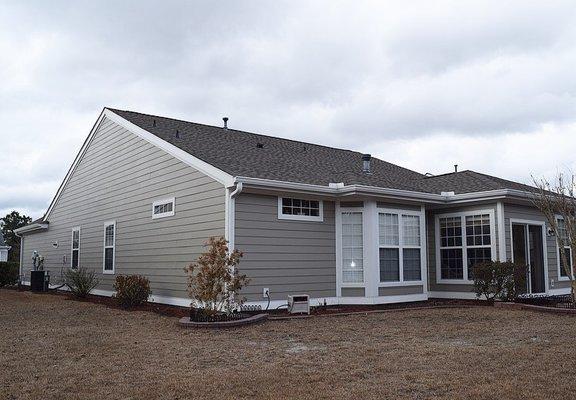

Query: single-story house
<box><xmin>0</xmin><ymin>231</ymin><xmax>10</xmax><ymax>262</ymax></box>
<box><xmin>15</xmin><ymin>108</ymin><xmax>573</xmax><ymax>307</ymax></box>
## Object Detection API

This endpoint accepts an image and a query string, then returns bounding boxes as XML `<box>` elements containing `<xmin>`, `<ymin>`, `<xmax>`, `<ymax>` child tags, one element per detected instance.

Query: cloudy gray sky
<box><xmin>2</xmin><ymin>0</ymin><xmax>576</xmax><ymax>218</ymax></box>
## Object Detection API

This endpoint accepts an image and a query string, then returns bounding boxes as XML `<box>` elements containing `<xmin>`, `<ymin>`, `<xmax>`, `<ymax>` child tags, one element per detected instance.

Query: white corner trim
<box><xmin>152</xmin><ymin>197</ymin><xmax>176</xmax><ymax>219</ymax></box>
<box><xmin>277</xmin><ymin>196</ymin><xmax>324</xmax><ymax>222</ymax></box>
<box><xmin>497</xmin><ymin>201</ymin><xmax>507</xmax><ymax>262</ymax></box>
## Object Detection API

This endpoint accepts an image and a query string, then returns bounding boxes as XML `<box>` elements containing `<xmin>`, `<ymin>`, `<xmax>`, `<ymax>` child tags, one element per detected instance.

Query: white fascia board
<box><xmin>42</xmin><ymin>108</ymin><xmax>235</xmax><ymax>222</ymax></box>
<box><xmin>14</xmin><ymin>223</ymin><xmax>49</xmax><ymax>235</ymax></box>
<box><xmin>234</xmin><ymin>176</ymin><xmax>446</xmax><ymax>202</ymax></box>
<box><xmin>105</xmin><ymin>110</ymin><xmax>234</xmax><ymax>187</ymax></box>
<box><xmin>234</xmin><ymin>177</ymin><xmax>536</xmax><ymax>204</ymax></box>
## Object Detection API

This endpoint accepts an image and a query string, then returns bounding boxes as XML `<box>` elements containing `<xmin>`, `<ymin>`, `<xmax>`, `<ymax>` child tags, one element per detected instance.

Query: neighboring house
<box><xmin>14</xmin><ymin>108</ymin><xmax>574</xmax><ymax>306</ymax></box>
<box><xmin>0</xmin><ymin>231</ymin><xmax>10</xmax><ymax>262</ymax></box>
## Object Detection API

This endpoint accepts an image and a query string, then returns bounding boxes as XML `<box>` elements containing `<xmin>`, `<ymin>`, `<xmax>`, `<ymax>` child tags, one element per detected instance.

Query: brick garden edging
<box><xmin>494</xmin><ymin>302</ymin><xmax>576</xmax><ymax>315</ymax></box>
<box><xmin>178</xmin><ymin>313</ymin><xmax>268</xmax><ymax>328</ymax></box>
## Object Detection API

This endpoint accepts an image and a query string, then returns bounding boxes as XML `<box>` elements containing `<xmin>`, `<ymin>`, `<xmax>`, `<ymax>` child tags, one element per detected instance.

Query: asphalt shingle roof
<box><xmin>109</xmin><ymin>108</ymin><xmax>536</xmax><ymax>196</ymax></box>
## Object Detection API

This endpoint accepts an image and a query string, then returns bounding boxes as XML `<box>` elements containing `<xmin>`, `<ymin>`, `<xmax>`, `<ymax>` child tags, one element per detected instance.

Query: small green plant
<box><xmin>113</xmin><ymin>275</ymin><xmax>151</xmax><ymax>308</ymax></box>
<box><xmin>0</xmin><ymin>262</ymin><xmax>19</xmax><ymax>287</ymax></box>
<box><xmin>472</xmin><ymin>261</ymin><xmax>527</xmax><ymax>302</ymax></box>
<box><xmin>63</xmin><ymin>267</ymin><xmax>99</xmax><ymax>298</ymax></box>
<box><xmin>185</xmin><ymin>236</ymin><xmax>249</xmax><ymax>316</ymax></box>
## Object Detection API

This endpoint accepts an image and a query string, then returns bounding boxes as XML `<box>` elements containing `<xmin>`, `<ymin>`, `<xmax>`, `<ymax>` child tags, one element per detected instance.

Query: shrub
<box><xmin>63</xmin><ymin>267</ymin><xmax>99</xmax><ymax>298</ymax></box>
<box><xmin>0</xmin><ymin>262</ymin><xmax>19</xmax><ymax>287</ymax></box>
<box><xmin>113</xmin><ymin>275</ymin><xmax>151</xmax><ymax>308</ymax></box>
<box><xmin>185</xmin><ymin>236</ymin><xmax>249</xmax><ymax>316</ymax></box>
<box><xmin>472</xmin><ymin>261</ymin><xmax>527</xmax><ymax>301</ymax></box>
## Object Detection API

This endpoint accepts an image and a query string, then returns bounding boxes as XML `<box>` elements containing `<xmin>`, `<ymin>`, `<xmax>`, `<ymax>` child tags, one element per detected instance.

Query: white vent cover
<box><xmin>287</xmin><ymin>294</ymin><xmax>310</xmax><ymax>314</ymax></box>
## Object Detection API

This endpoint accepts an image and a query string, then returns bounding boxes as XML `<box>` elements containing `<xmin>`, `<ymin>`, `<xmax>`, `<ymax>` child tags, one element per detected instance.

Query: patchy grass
<box><xmin>1</xmin><ymin>290</ymin><xmax>575</xmax><ymax>400</ymax></box>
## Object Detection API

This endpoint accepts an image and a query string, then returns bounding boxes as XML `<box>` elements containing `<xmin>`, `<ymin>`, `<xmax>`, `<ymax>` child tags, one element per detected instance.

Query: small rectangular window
<box><xmin>71</xmin><ymin>228</ymin><xmax>80</xmax><ymax>269</ymax></box>
<box><xmin>103</xmin><ymin>221</ymin><xmax>116</xmax><ymax>274</ymax></box>
<box><xmin>152</xmin><ymin>197</ymin><xmax>175</xmax><ymax>219</ymax></box>
<box><xmin>278</xmin><ymin>197</ymin><xmax>323</xmax><ymax>221</ymax></box>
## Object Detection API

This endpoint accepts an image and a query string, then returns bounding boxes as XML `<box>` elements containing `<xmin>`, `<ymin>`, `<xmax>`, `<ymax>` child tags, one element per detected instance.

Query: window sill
<box><xmin>278</xmin><ymin>214</ymin><xmax>323</xmax><ymax>222</ymax></box>
<box><xmin>557</xmin><ymin>276</ymin><xmax>571</xmax><ymax>282</ymax></box>
<box><xmin>103</xmin><ymin>270</ymin><xmax>115</xmax><ymax>275</ymax></box>
<box><xmin>340</xmin><ymin>283</ymin><xmax>365</xmax><ymax>287</ymax></box>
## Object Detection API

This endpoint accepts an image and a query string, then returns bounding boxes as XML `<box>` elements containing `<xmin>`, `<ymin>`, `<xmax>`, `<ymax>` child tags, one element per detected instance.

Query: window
<box><xmin>103</xmin><ymin>221</ymin><xmax>116</xmax><ymax>274</ymax></box>
<box><xmin>152</xmin><ymin>198</ymin><xmax>175</xmax><ymax>219</ymax></box>
<box><xmin>278</xmin><ymin>197</ymin><xmax>323</xmax><ymax>222</ymax></box>
<box><xmin>557</xmin><ymin>218</ymin><xmax>573</xmax><ymax>279</ymax></box>
<box><xmin>71</xmin><ymin>228</ymin><xmax>80</xmax><ymax>269</ymax></box>
<box><xmin>378</xmin><ymin>212</ymin><xmax>422</xmax><ymax>283</ymax></box>
<box><xmin>342</xmin><ymin>212</ymin><xmax>363</xmax><ymax>283</ymax></box>
<box><xmin>438</xmin><ymin>211</ymin><xmax>494</xmax><ymax>282</ymax></box>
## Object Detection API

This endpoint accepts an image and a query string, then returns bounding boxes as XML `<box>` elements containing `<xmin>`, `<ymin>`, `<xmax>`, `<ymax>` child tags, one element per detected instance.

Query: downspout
<box><xmin>227</xmin><ymin>182</ymin><xmax>243</xmax><ymax>252</ymax></box>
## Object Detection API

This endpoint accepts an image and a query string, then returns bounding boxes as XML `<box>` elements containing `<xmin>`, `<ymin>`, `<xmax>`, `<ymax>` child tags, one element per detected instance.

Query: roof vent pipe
<box><xmin>454</xmin><ymin>164</ymin><xmax>458</xmax><ymax>173</ymax></box>
<box><xmin>223</xmin><ymin>117</ymin><xmax>229</xmax><ymax>129</ymax></box>
<box><xmin>362</xmin><ymin>154</ymin><xmax>372</xmax><ymax>174</ymax></box>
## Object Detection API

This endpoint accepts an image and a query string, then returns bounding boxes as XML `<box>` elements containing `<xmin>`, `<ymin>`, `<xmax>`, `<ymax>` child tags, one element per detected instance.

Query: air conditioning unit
<box><xmin>287</xmin><ymin>295</ymin><xmax>310</xmax><ymax>314</ymax></box>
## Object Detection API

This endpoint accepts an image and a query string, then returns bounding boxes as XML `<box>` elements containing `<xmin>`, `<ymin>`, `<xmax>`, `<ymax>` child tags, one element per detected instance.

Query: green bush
<box><xmin>113</xmin><ymin>275</ymin><xmax>151</xmax><ymax>308</ymax></box>
<box><xmin>472</xmin><ymin>261</ymin><xmax>527</xmax><ymax>302</ymax></box>
<box><xmin>0</xmin><ymin>262</ymin><xmax>19</xmax><ymax>287</ymax></box>
<box><xmin>63</xmin><ymin>267</ymin><xmax>99</xmax><ymax>298</ymax></box>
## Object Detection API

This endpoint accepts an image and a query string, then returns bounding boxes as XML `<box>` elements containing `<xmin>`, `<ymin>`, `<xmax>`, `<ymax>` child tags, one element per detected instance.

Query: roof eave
<box><xmin>234</xmin><ymin>177</ymin><xmax>535</xmax><ymax>204</ymax></box>
<box><xmin>14</xmin><ymin>223</ymin><xmax>49</xmax><ymax>235</ymax></box>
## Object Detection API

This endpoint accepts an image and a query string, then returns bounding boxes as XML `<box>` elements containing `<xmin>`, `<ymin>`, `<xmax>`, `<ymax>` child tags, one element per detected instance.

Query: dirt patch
<box><xmin>2</xmin><ymin>290</ymin><xmax>576</xmax><ymax>400</ymax></box>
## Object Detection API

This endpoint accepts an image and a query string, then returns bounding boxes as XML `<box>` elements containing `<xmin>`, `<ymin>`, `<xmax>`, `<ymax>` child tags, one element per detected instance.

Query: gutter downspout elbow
<box><xmin>230</xmin><ymin>182</ymin><xmax>243</xmax><ymax>198</ymax></box>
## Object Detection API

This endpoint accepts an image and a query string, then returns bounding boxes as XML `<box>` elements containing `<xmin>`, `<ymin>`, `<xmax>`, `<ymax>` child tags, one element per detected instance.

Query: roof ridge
<box><xmin>107</xmin><ymin>108</ymin><xmax>425</xmax><ymax>177</ymax></box>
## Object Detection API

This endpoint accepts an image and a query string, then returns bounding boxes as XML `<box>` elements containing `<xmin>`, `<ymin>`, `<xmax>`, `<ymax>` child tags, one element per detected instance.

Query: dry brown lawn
<box><xmin>1</xmin><ymin>290</ymin><xmax>576</xmax><ymax>400</ymax></box>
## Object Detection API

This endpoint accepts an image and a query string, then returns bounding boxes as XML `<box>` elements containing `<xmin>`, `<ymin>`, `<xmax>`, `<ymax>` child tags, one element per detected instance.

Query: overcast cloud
<box><xmin>1</xmin><ymin>0</ymin><xmax>576</xmax><ymax>218</ymax></box>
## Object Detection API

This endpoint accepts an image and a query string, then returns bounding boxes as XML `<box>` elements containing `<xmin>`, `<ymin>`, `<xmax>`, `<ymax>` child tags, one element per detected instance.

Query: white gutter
<box><xmin>14</xmin><ymin>223</ymin><xmax>49</xmax><ymax>235</ymax></box>
<box><xmin>226</xmin><ymin>182</ymin><xmax>243</xmax><ymax>251</ymax></box>
<box><xmin>234</xmin><ymin>176</ymin><xmax>535</xmax><ymax>204</ymax></box>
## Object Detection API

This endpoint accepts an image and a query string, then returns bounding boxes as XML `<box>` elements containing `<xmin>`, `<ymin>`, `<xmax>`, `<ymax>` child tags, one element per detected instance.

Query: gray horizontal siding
<box><xmin>378</xmin><ymin>285</ymin><xmax>423</xmax><ymax>296</ymax></box>
<box><xmin>21</xmin><ymin>117</ymin><xmax>225</xmax><ymax>299</ymax></box>
<box><xmin>235</xmin><ymin>193</ymin><xmax>336</xmax><ymax>301</ymax></box>
<box><xmin>504</xmin><ymin>204</ymin><xmax>568</xmax><ymax>290</ymax></box>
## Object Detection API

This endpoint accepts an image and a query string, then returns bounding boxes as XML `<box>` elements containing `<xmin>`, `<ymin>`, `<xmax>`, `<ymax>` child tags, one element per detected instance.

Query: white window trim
<box><xmin>339</xmin><ymin>207</ymin><xmax>365</xmax><ymax>287</ymax></box>
<box><xmin>277</xmin><ymin>196</ymin><xmax>324</xmax><ymax>222</ymax></box>
<box><xmin>555</xmin><ymin>216</ymin><xmax>573</xmax><ymax>281</ymax></box>
<box><xmin>71</xmin><ymin>227</ymin><xmax>81</xmax><ymax>269</ymax></box>
<box><xmin>378</xmin><ymin>208</ymin><xmax>424</xmax><ymax>287</ymax></box>
<box><xmin>435</xmin><ymin>209</ymin><xmax>496</xmax><ymax>285</ymax></box>
<box><xmin>103</xmin><ymin>220</ymin><xmax>116</xmax><ymax>275</ymax></box>
<box><xmin>152</xmin><ymin>197</ymin><xmax>175</xmax><ymax>219</ymax></box>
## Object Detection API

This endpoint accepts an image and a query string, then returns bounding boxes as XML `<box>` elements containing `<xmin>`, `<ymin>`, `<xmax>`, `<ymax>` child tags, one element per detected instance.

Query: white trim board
<box><xmin>42</xmin><ymin>108</ymin><xmax>234</xmax><ymax>222</ymax></box>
